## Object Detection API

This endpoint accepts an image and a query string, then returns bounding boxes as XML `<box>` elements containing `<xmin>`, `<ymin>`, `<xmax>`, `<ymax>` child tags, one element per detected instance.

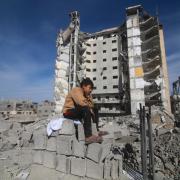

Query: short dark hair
<box><xmin>80</xmin><ymin>77</ymin><xmax>94</xmax><ymax>89</ymax></box>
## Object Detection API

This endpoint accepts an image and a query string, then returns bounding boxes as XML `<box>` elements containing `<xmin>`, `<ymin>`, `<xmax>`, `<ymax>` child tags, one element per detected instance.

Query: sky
<box><xmin>0</xmin><ymin>0</ymin><xmax>179</xmax><ymax>102</ymax></box>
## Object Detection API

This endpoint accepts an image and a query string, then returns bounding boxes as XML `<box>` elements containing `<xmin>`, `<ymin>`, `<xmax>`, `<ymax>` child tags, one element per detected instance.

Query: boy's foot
<box><xmin>98</xmin><ymin>131</ymin><xmax>109</xmax><ymax>136</ymax></box>
<box><xmin>85</xmin><ymin>135</ymin><xmax>103</xmax><ymax>144</ymax></box>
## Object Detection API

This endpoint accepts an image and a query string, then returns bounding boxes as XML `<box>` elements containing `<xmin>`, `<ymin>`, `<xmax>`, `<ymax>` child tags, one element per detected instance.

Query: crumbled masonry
<box><xmin>0</xmin><ymin>105</ymin><xmax>179</xmax><ymax>179</ymax></box>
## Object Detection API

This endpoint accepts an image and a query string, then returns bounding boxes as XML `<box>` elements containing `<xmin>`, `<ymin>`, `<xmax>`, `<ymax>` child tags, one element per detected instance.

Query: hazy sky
<box><xmin>0</xmin><ymin>0</ymin><xmax>179</xmax><ymax>102</ymax></box>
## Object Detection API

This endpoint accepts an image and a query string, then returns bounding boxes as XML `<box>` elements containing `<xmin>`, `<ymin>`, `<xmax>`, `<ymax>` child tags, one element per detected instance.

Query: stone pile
<box><xmin>0</xmin><ymin>117</ymin><xmax>35</xmax><ymax>180</ymax></box>
<box><xmin>0</xmin><ymin>120</ymin><xmax>33</xmax><ymax>152</ymax></box>
<box><xmin>32</xmin><ymin>120</ymin><xmax>128</xmax><ymax>180</ymax></box>
<box><xmin>153</xmin><ymin>127</ymin><xmax>180</xmax><ymax>179</ymax></box>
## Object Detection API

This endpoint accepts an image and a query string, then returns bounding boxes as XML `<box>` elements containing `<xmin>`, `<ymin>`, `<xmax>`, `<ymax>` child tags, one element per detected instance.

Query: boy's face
<box><xmin>82</xmin><ymin>84</ymin><xmax>93</xmax><ymax>96</ymax></box>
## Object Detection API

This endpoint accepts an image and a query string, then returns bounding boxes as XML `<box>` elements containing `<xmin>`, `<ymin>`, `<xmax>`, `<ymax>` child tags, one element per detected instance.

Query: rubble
<box><xmin>0</xmin><ymin>106</ymin><xmax>179</xmax><ymax>179</ymax></box>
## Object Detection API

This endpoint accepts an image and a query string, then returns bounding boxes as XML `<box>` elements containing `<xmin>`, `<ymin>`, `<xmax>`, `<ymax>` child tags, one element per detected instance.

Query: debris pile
<box><xmin>0</xmin><ymin>116</ymin><xmax>48</xmax><ymax>179</ymax></box>
<box><xmin>0</xmin><ymin>107</ymin><xmax>179</xmax><ymax>180</ymax></box>
<box><xmin>154</xmin><ymin>128</ymin><xmax>180</xmax><ymax>179</ymax></box>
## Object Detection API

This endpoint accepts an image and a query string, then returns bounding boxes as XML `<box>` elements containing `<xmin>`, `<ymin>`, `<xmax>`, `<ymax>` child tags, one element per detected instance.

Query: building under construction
<box><xmin>54</xmin><ymin>5</ymin><xmax>171</xmax><ymax>119</ymax></box>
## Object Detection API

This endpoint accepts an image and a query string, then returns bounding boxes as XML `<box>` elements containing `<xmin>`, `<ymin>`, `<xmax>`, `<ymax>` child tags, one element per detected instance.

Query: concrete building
<box><xmin>54</xmin><ymin>5</ymin><xmax>171</xmax><ymax>118</ymax></box>
<box><xmin>0</xmin><ymin>100</ymin><xmax>37</xmax><ymax>116</ymax></box>
<box><xmin>82</xmin><ymin>27</ymin><xmax>129</xmax><ymax>118</ymax></box>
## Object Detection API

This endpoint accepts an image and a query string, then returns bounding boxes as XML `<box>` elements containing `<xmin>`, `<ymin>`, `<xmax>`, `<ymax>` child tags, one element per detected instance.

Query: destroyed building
<box><xmin>54</xmin><ymin>5</ymin><xmax>171</xmax><ymax>118</ymax></box>
<box><xmin>0</xmin><ymin>100</ymin><xmax>37</xmax><ymax>117</ymax></box>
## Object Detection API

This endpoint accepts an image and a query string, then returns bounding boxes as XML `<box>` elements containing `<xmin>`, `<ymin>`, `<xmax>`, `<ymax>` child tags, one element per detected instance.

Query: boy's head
<box><xmin>80</xmin><ymin>77</ymin><xmax>94</xmax><ymax>96</ymax></box>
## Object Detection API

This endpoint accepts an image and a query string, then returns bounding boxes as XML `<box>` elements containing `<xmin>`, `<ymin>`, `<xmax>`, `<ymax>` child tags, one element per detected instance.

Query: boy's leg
<box><xmin>91</xmin><ymin>106</ymin><xmax>99</xmax><ymax>131</ymax></box>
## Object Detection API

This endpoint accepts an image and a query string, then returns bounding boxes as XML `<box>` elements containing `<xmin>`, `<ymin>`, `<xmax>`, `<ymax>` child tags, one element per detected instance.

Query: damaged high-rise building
<box><xmin>54</xmin><ymin>5</ymin><xmax>171</xmax><ymax>118</ymax></box>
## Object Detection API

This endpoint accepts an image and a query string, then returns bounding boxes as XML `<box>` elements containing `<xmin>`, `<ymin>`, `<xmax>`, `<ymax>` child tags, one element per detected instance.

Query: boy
<box><xmin>63</xmin><ymin>78</ymin><xmax>107</xmax><ymax>143</ymax></box>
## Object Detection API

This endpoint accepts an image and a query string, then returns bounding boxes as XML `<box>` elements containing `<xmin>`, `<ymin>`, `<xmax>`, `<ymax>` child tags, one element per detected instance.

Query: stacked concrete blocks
<box><xmin>32</xmin><ymin>120</ymin><xmax>126</xmax><ymax>180</ymax></box>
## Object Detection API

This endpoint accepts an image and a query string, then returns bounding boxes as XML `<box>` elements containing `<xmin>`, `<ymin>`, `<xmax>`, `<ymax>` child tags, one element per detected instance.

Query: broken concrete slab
<box><xmin>71</xmin><ymin>157</ymin><xmax>86</xmax><ymax>177</ymax></box>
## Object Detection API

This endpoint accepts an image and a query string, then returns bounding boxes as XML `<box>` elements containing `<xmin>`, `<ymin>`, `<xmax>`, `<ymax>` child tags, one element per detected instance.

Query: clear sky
<box><xmin>0</xmin><ymin>0</ymin><xmax>179</xmax><ymax>102</ymax></box>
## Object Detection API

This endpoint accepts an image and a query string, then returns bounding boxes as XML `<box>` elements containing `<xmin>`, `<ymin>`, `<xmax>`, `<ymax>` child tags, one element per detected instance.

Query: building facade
<box><xmin>54</xmin><ymin>5</ymin><xmax>171</xmax><ymax>118</ymax></box>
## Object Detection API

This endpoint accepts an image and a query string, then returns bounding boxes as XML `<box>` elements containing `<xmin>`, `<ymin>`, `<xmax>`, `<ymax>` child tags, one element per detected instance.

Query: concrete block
<box><xmin>100</xmin><ymin>143</ymin><xmax>112</xmax><ymax>162</ymax></box>
<box><xmin>43</xmin><ymin>151</ymin><xmax>56</xmax><ymax>169</ymax></box>
<box><xmin>56</xmin><ymin>135</ymin><xmax>74</xmax><ymax>155</ymax></box>
<box><xmin>71</xmin><ymin>157</ymin><xmax>86</xmax><ymax>177</ymax></box>
<box><xmin>46</xmin><ymin>137</ymin><xmax>56</xmax><ymax>151</ymax></box>
<box><xmin>86</xmin><ymin>159</ymin><xmax>103</xmax><ymax>180</ymax></box>
<box><xmin>59</xmin><ymin>120</ymin><xmax>75</xmax><ymax>135</ymax></box>
<box><xmin>86</xmin><ymin>143</ymin><xmax>102</xmax><ymax>163</ymax></box>
<box><xmin>33</xmin><ymin>131</ymin><xmax>46</xmax><ymax>150</ymax></box>
<box><xmin>111</xmin><ymin>160</ymin><xmax>119</xmax><ymax>179</ymax></box>
<box><xmin>33</xmin><ymin>150</ymin><xmax>44</xmax><ymax>164</ymax></box>
<box><xmin>56</xmin><ymin>154</ymin><xmax>70</xmax><ymax>174</ymax></box>
<box><xmin>77</xmin><ymin>124</ymin><xmax>85</xmax><ymax>141</ymax></box>
<box><xmin>112</xmin><ymin>154</ymin><xmax>123</xmax><ymax>177</ymax></box>
<box><xmin>72</xmin><ymin>138</ymin><xmax>85</xmax><ymax>158</ymax></box>
<box><xmin>103</xmin><ymin>159</ymin><xmax>111</xmax><ymax>180</ymax></box>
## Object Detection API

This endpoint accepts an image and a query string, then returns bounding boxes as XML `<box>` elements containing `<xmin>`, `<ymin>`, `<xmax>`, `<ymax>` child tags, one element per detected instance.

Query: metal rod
<box><xmin>140</xmin><ymin>104</ymin><xmax>148</xmax><ymax>180</ymax></box>
<box><xmin>147</xmin><ymin>106</ymin><xmax>155</xmax><ymax>180</ymax></box>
